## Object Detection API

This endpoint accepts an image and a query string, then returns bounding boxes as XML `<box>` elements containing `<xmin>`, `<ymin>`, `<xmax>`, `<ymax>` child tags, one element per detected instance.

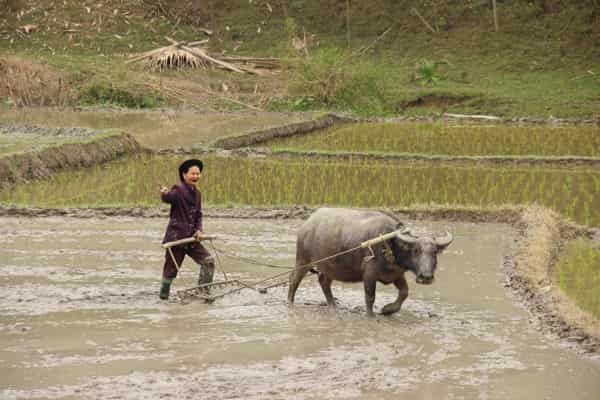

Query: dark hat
<box><xmin>178</xmin><ymin>159</ymin><xmax>204</xmax><ymax>181</ymax></box>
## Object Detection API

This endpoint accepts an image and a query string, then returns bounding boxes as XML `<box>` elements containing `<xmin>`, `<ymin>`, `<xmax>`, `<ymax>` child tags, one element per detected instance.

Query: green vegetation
<box><xmin>1</xmin><ymin>1</ymin><xmax>598</xmax><ymax>116</ymax></box>
<box><xmin>554</xmin><ymin>239</ymin><xmax>600</xmax><ymax>319</ymax></box>
<box><xmin>1</xmin><ymin>154</ymin><xmax>598</xmax><ymax>226</ymax></box>
<box><xmin>413</xmin><ymin>59</ymin><xmax>450</xmax><ymax>86</ymax></box>
<box><xmin>79</xmin><ymin>84</ymin><xmax>164</xmax><ymax>108</ymax></box>
<box><xmin>261</xmin><ymin>123</ymin><xmax>600</xmax><ymax>157</ymax></box>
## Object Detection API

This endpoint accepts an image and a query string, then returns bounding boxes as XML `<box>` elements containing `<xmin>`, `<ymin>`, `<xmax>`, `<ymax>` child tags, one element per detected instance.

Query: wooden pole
<box><xmin>346</xmin><ymin>0</ymin><xmax>351</xmax><ymax>48</ymax></box>
<box><xmin>492</xmin><ymin>0</ymin><xmax>499</xmax><ymax>32</ymax></box>
<box><xmin>163</xmin><ymin>235</ymin><xmax>217</xmax><ymax>249</ymax></box>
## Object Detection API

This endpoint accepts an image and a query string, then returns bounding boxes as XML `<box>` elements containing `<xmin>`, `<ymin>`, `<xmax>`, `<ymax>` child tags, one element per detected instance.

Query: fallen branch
<box><xmin>411</xmin><ymin>8</ymin><xmax>437</xmax><ymax>34</ymax></box>
<box><xmin>351</xmin><ymin>26</ymin><xmax>393</xmax><ymax>58</ymax></box>
<box><xmin>443</xmin><ymin>113</ymin><xmax>501</xmax><ymax>121</ymax></box>
<box><xmin>125</xmin><ymin>42</ymin><xmax>181</xmax><ymax>64</ymax></box>
<box><xmin>180</xmin><ymin>44</ymin><xmax>249</xmax><ymax>74</ymax></box>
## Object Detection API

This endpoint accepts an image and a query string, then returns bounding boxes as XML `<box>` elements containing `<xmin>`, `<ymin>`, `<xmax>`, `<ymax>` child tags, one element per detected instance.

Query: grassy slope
<box><xmin>0</xmin><ymin>0</ymin><xmax>598</xmax><ymax>116</ymax></box>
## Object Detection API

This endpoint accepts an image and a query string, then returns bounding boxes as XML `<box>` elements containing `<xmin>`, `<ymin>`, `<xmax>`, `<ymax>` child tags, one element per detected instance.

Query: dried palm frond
<box><xmin>144</xmin><ymin>49</ymin><xmax>206</xmax><ymax>71</ymax></box>
<box><xmin>128</xmin><ymin>39</ymin><xmax>280</xmax><ymax>75</ymax></box>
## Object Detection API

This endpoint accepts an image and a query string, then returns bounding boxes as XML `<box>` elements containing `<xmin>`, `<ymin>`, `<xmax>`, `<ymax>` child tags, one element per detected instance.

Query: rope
<box><xmin>208</xmin><ymin>240</ymin><xmax>229</xmax><ymax>281</ymax></box>
<box><xmin>211</xmin><ymin>242</ymin><xmax>364</xmax><ymax>272</ymax></box>
<box><xmin>210</xmin><ymin>243</ymin><xmax>294</xmax><ymax>270</ymax></box>
<box><xmin>177</xmin><ymin>238</ymin><xmax>371</xmax><ymax>302</ymax></box>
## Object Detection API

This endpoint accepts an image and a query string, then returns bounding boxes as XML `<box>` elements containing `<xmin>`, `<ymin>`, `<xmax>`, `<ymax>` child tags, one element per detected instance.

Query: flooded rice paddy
<box><xmin>1</xmin><ymin>216</ymin><xmax>599</xmax><ymax>399</ymax></box>
<box><xmin>0</xmin><ymin>107</ymin><xmax>316</xmax><ymax>150</ymax></box>
<box><xmin>0</xmin><ymin>125</ymin><xmax>102</xmax><ymax>156</ymax></box>
<box><xmin>261</xmin><ymin>122</ymin><xmax>600</xmax><ymax>157</ymax></box>
<box><xmin>1</xmin><ymin>154</ymin><xmax>598</xmax><ymax>226</ymax></box>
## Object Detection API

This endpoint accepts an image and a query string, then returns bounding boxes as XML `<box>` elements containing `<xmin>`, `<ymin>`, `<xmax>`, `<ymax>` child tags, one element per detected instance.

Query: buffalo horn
<box><xmin>435</xmin><ymin>232</ymin><xmax>453</xmax><ymax>247</ymax></box>
<box><xmin>396</xmin><ymin>231</ymin><xmax>418</xmax><ymax>244</ymax></box>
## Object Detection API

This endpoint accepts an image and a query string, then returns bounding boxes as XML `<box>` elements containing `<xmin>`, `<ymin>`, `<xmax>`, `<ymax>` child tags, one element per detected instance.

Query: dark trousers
<box><xmin>163</xmin><ymin>242</ymin><xmax>212</xmax><ymax>279</ymax></box>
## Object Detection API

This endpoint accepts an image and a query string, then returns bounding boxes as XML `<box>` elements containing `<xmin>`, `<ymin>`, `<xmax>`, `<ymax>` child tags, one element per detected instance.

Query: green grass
<box><xmin>1</xmin><ymin>154</ymin><xmax>598</xmax><ymax>226</ymax></box>
<box><xmin>1</xmin><ymin>1</ymin><xmax>599</xmax><ymax>116</ymax></box>
<box><xmin>554</xmin><ymin>239</ymin><xmax>600</xmax><ymax>319</ymax></box>
<box><xmin>260</xmin><ymin>123</ymin><xmax>600</xmax><ymax>157</ymax></box>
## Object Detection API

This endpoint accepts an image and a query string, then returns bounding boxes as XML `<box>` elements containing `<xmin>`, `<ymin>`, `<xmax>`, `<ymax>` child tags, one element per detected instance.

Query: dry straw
<box><xmin>144</xmin><ymin>48</ymin><xmax>207</xmax><ymax>71</ymax></box>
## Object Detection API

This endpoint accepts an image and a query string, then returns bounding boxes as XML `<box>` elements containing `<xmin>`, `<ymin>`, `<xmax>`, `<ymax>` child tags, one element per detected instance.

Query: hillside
<box><xmin>1</xmin><ymin>0</ymin><xmax>599</xmax><ymax>117</ymax></box>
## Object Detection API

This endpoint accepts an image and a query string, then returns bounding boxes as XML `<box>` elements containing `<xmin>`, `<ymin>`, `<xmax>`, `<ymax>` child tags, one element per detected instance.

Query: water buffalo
<box><xmin>287</xmin><ymin>208</ymin><xmax>453</xmax><ymax>316</ymax></box>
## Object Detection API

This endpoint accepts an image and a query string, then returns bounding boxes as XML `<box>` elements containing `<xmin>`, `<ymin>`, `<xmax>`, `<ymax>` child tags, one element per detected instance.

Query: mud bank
<box><xmin>374</xmin><ymin>113</ymin><xmax>600</xmax><ymax>126</ymax></box>
<box><xmin>158</xmin><ymin>146</ymin><xmax>600</xmax><ymax>168</ymax></box>
<box><xmin>210</xmin><ymin>113</ymin><xmax>352</xmax><ymax>149</ymax></box>
<box><xmin>505</xmin><ymin>208</ymin><xmax>600</xmax><ymax>354</ymax></box>
<box><xmin>0</xmin><ymin>132</ymin><xmax>144</xmax><ymax>187</ymax></box>
<box><xmin>0</xmin><ymin>204</ymin><xmax>525</xmax><ymax>224</ymax></box>
<box><xmin>207</xmin><ymin>112</ymin><xmax>598</xmax><ymax>152</ymax></box>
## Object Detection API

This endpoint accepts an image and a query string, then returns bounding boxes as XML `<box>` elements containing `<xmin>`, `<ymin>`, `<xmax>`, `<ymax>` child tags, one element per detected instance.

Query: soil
<box><xmin>0</xmin><ymin>109</ymin><xmax>598</xmax><ymax>358</ymax></box>
<box><xmin>0</xmin><ymin>204</ymin><xmax>598</xmax><ymax>356</ymax></box>
<box><xmin>210</xmin><ymin>113</ymin><xmax>351</xmax><ymax>149</ymax></box>
<box><xmin>0</xmin><ymin>130</ymin><xmax>143</xmax><ymax>186</ymax></box>
<box><xmin>1</xmin><ymin>215</ymin><xmax>599</xmax><ymax>399</ymax></box>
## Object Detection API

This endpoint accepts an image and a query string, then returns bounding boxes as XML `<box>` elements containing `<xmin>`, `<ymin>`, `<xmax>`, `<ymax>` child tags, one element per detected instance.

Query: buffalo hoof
<box><xmin>381</xmin><ymin>303</ymin><xmax>401</xmax><ymax>315</ymax></box>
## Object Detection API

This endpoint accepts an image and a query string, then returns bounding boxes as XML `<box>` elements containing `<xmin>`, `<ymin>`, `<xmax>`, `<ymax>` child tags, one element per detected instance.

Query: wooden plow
<box><xmin>162</xmin><ymin>228</ymin><xmax>410</xmax><ymax>304</ymax></box>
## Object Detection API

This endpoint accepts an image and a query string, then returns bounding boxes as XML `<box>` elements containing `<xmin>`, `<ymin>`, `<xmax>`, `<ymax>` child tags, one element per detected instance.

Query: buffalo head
<box><xmin>394</xmin><ymin>231</ymin><xmax>453</xmax><ymax>284</ymax></box>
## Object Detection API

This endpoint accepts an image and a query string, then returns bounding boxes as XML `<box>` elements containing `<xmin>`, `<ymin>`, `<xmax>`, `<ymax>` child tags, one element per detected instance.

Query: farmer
<box><xmin>158</xmin><ymin>158</ymin><xmax>215</xmax><ymax>300</ymax></box>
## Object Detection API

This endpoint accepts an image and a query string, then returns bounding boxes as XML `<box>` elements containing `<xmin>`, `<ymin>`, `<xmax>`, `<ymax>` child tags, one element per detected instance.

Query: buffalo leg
<box><xmin>381</xmin><ymin>277</ymin><xmax>409</xmax><ymax>316</ymax></box>
<box><xmin>363</xmin><ymin>278</ymin><xmax>377</xmax><ymax>317</ymax></box>
<box><xmin>318</xmin><ymin>272</ymin><xmax>335</xmax><ymax>307</ymax></box>
<box><xmin>287</xmin><ymin>265</ymin><xmax>311</xmax><ymax>304</ymax></box>
<box><xmin>362</xmin><ymin>260</ymin><xmax>379</xmax><ymax>317</ymax></box>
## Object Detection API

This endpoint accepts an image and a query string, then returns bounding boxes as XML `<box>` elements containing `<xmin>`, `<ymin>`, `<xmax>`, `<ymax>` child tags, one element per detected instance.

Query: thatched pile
<box><xmin>144</xmin><ymin>48</ymin><xmax>207</xmax><ymax>71</ymax></box>
<box><xmin>126</xmin><ymin>38</ymin><xmax>280</xmax><ymax>75</ymax></box>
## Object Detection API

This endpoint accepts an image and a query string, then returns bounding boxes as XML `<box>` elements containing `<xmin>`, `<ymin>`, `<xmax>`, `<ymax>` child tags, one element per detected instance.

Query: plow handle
<box><xmin>162</xmin><ymin>234</ymin><xmax>217</xmax><ymax>249</ymax></box>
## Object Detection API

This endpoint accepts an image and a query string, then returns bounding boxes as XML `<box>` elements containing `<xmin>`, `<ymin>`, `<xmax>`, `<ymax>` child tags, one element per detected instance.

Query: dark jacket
<box><xmin>161</xmin><ymin>183</ymin><xmax>203</xmax><ymax>244</ymax></box>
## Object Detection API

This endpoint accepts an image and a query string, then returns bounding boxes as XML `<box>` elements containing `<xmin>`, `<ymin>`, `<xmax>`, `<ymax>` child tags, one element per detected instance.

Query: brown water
<box><xmin>0</xmin><ymin>108</ymin><xmax>315</xmax><ymax>150</ymax></box>
<box><xmin>1</xmin><ymin>216</ymin><xmax>599</xmax><ymax>399</ymax></box>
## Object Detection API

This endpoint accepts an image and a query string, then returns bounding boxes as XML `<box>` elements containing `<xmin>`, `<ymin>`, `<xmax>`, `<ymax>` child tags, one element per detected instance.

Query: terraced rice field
<box><xmin>0</xmin><ymin>125</ymin><xmax>103</xmax><ymax>156</ymax></box>
<box><xmin>1</xmin><ymin>154</ymin><xmax>598</xmax><ymax>226</ymax></box>
<box><xmin>554</xmin><ymin>239</ymin><xmax>600</xmax><ymax>319</ymax></box>
<box><xmin>260</xmin><ymin>123</ymin><xmax>600</xmax><ymax>158</ymax></box>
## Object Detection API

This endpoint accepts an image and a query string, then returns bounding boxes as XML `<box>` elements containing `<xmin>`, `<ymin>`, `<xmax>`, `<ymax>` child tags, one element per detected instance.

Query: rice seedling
<box><xmin>1</xmin><ymin>154</ymin><xmax>598</xmax><ymax>227</ymax></box>
<box><xmin>554</xmin><ymin>239</ymin><xmax>600</xmax><ymax>319</ymax></box>
<box><xmin>260</xmin><ymin>123</ymin><xmax>600</xmax><ymax>158</ymax></box>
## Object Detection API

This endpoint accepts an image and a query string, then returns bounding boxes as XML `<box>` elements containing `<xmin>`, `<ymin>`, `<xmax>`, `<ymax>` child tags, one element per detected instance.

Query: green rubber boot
<box><xmin>159</xmin><ymin>278</ymin><xmax>173</xmax><ymax>300</ymax></box>
<box><xmin>198</xmin><ymin>260</ymin><xmax>215</xmax><ymax>290</ymax></box>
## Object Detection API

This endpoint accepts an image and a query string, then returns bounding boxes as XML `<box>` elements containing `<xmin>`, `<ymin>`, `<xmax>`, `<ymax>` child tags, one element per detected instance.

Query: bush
<box><xmin>286</xmin><ymin>48</ymin><xmax>398</xmax><ymax>115</ymax></box>
<box><xmin>413</xmin><ymin>59</ymin><xmax>449</xmax><ymax>86</ymax></box>
<box><xmin>79</xmin><ymin>84</ymin><xmax>163</xmax><ymax>108</ymax></box>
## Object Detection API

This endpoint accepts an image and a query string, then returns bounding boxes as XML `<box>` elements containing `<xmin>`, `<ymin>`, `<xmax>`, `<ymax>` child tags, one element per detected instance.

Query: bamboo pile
<box><xmin>126</xmin><ymin>37</ymin><xmax>280</xmax><ymax>75</ymax></box>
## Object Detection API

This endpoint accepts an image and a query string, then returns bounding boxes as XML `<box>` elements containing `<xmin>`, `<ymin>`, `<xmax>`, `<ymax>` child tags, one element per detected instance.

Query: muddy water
<box><xmin>1</xmin><ymin>217</ymin><xmax>599</xmax><ymax>399</ymax></box>
<box><xmin>0</xmin><ymin>108</ymin><xmax>316</xmax><ymax>150</ymax></box>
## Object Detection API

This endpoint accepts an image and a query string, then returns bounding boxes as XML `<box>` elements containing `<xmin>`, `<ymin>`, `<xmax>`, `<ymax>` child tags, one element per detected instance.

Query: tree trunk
<box><xmin>492</xmin><ymin>0</ymin><xmax>498</xmax><ymax>32</ymax></box>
